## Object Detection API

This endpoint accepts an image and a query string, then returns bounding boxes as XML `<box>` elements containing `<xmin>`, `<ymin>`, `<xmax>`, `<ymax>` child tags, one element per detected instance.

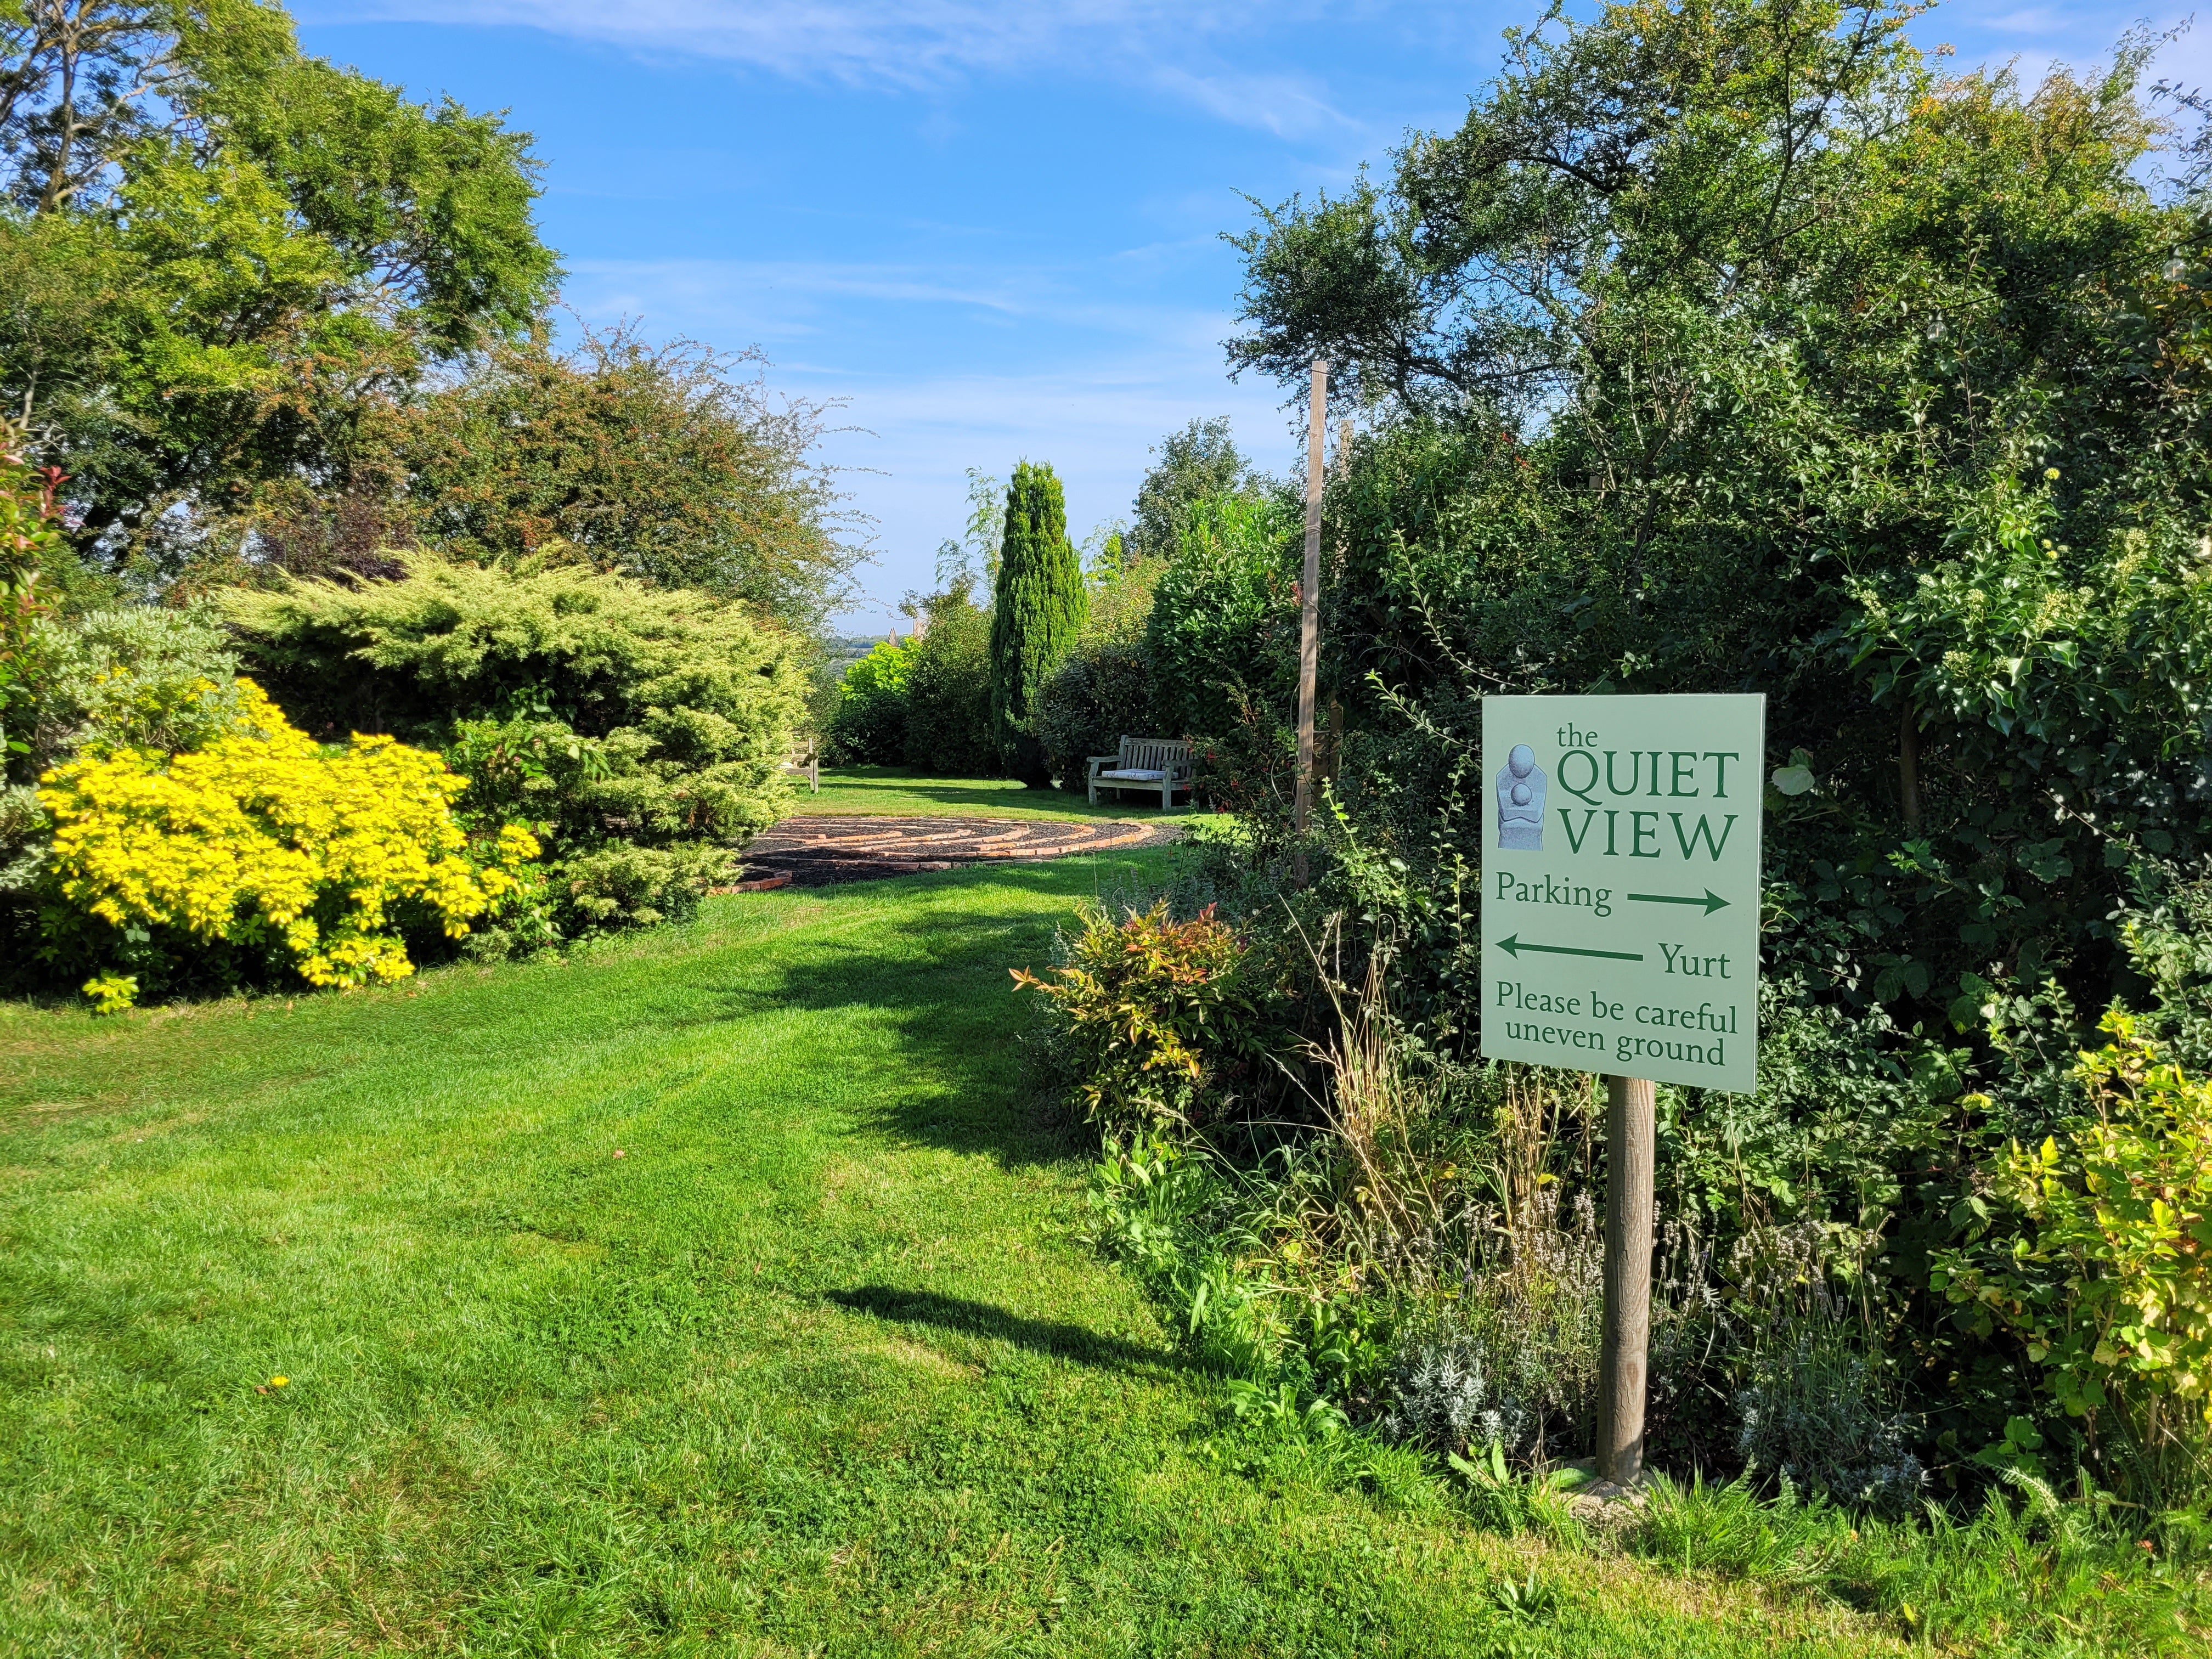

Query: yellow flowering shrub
<box><xmin>38</xmin><ymin>678</ymin><xmax>539</xmax><ymax>1008</ymax></box>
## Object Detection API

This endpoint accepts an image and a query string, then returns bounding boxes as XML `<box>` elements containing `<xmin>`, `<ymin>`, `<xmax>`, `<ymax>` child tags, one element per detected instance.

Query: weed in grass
<box><xmin>1633</xmin><ymin>1471</ymin><xmax>1843</xmax><ymax>1585</ymax></box>
<box><xmin>1486</xmin><ymin>1564</ymin><xmax>1562</xmax><ymax>1622</ymax></box>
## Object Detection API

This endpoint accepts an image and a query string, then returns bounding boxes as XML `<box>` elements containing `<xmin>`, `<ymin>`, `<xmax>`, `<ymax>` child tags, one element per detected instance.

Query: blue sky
<box><xmin>292</xmin><ymin>2</ymin><xmax>2208</xmax><ymax>633</ymax></box>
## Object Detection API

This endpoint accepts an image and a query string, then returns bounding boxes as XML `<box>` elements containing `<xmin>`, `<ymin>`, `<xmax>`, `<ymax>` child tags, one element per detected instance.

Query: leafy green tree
<box><xmin>0</xmin><ymin>0</ymin><xmax>556</xmax><ymax>578</ymax></box>
<box><xmin>1146</xmin><ymin>492</ymin><xmax>1299</xmax><ymax>743</ymax></box>
<box><xmin>1036</xmin><ymin>640</ymin><xmax>1156</xmax><ymax>791</ymax></box>
<box><xmin>988</xmin><ymin>461</ymin><xmax>1085</xmax><ymax>785</ymax></box>
<box><xmin>933</xmin><ymin>466</ymin><xmax>1003</xmax><ymax>589</ymax></box>
<box><xmin>826</xmin><ymin>637</ymin><xmax>913</xmax><ymax>765</ymax></box>
<box><xmin>1232</xmin><ymin>0</ymin><xmax>2206</xmax><ymax>1011</ymax></box>
<box><xmin>353</xmin><ymin>325</ymin><xmax>864</xmax><ymax>629</ymax></box>
<box><xmin>902</xmin><ymin>581</ymin><xmax>996</xmax><ymax>775</ymax></box>
<box><xmin>1125</xmin><ymin>417</ymin><xmax>1276</xmax><ymax>560</ymax></box>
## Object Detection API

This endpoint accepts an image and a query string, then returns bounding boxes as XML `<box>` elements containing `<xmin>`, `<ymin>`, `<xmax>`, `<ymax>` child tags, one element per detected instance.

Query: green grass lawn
<box><xmin>802</xmin><ymin>765</ymin><xmax>1192</xmax><ymax>822</ymax></box>
<box><xmin>0</xmin><ymin>855</ymin><xmax>2188</xmax><ymax>1656</ymax></box>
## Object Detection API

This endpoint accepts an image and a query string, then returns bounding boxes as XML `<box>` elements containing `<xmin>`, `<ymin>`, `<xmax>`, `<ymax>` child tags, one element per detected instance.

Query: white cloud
<box><xmin>302</xmin><ymin>1</ymin><xmax>1357</xmax><ymax>134</ymax></box>
<box><xmin>568</xmin><ymin>257</ymin><xmax>1035</xmax><ymax>335</ymax></box>
<box><xmin>1971</xmin><ymin>6</ymin><xmax>2074</xmax><ymax>35</ymax></box>
<box><xmin>1942</xmin><ymin>3</ymin><xmax>2202</xmax><ymax>64</ymax></box>
<box><xmin>559</xmin><ymin>253</ymin><xmax>1242</xmax><ymax>351</ymax></box>
<box><xmin>1149</xmin><ymin>65</ymin><xmax>1359</xmax><ymax>138</ymax></box>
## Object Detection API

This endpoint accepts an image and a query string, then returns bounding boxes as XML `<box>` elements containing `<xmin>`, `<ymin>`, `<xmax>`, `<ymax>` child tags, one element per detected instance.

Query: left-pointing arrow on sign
<box><xmin>1495</xmin><ymin>935</ymin><xmax>1646</xmax><ymax>962</ymax></box>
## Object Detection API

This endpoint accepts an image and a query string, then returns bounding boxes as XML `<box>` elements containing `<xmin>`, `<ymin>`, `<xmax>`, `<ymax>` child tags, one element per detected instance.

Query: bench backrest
<box><xmin>1119</xmin><ymin>736</ymin><xmax>1191</xmax><ymax>775</ymax></box>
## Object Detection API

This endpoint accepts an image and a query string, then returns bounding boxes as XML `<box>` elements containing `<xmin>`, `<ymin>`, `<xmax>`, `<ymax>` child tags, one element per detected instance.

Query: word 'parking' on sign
<box><xmin>1480</xmin><ymin>694</ymin><xmax>1765</xmax><ymax>1094</ymax></box>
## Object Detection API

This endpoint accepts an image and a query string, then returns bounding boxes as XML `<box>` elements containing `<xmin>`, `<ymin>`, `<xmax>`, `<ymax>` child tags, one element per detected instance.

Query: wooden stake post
<box><xmin>1294</xmin><ymin>360</ymin><xmax>1329</xmax><ymax>850</ymax></box>
<box><xmin>1478</xmin><ymin>694</ymin><xmax>1765</xmax><ymax>1493</ymax></box>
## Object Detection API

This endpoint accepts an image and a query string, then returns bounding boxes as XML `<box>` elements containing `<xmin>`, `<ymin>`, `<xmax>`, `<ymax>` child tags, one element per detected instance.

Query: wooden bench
<box><xmin>1087</xmin><ymin>737</ymin><xmax>1193</xmax><ymax>809</ymax></box>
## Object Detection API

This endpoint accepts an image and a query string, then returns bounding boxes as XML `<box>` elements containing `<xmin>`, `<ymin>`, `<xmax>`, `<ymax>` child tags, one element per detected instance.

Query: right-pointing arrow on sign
<box><xmin>1626</xmin><ymin>888</ymin><xmax>1730</xmax><ymax>915</ymax></box>
<box><xmin>1496</xmin><ymin>935</ymin><xmax>1646</xmax><ymax>962</ymax></box>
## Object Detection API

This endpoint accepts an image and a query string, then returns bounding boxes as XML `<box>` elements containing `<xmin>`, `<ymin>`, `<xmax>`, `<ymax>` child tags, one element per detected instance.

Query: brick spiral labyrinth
<box><xmin>735</xmin><ymin>815</ymin><xmax>1176</xmax><ymax>888</ymax></box>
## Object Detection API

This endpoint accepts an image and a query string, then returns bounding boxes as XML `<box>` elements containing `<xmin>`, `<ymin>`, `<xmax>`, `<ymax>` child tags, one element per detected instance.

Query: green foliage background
<box><xmin>1035</xmin><ymin>639</ymin><xmax>1158</xmax><ymax>791</ymax></box>
<box><xmin>825</xmin><ymin>638</ymin><xmax>915</xmax><ymax>766</ymax></box>
<box><xmin>1</xmin><ymin>0</ymin><xmax>556</xmax><ymax>580</ymax></box>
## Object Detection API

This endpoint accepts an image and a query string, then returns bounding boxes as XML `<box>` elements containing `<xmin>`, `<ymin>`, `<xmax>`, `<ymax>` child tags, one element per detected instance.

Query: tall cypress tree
<box><xmin>988</xmin><ymin>461</ymin><xmax>1087</xmax><ymax>786</ymax></box>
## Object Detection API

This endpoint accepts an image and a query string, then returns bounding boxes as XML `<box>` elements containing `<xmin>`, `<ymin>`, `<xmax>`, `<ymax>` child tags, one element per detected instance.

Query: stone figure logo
<box><xmin>1497</xmin><ymin>743</ymin><xmax>1545</xmax><ymax>850</ymax></box>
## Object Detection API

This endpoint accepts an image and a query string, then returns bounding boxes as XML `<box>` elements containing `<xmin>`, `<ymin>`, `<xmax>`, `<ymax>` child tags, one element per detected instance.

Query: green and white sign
<box><xmin>1480</xmin><ymin>695</ymin><xmax>1765</xmax><ymax>1094</ymax></box>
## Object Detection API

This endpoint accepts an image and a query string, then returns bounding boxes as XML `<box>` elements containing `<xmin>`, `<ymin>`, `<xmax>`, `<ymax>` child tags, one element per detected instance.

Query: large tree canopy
<box><xmin>1125</xmin><ymin>416</ymin><xmax>1274</xmax><ymax>561</ymax></box>
<box><xmin>1214</xmin><ymin>0</ymin><xmax>2212</xmax><ymax>1483</ymax></box>
<box><xmin>362</xmin><ymin>327</ymin><xmax>867</xmax><ymax>631</ymax></box>
<box><xmin>0</xmin><ymin>0</ymin><xmax>556</xmax><ymax>570</ymax></box>
<box><xmin>1231</xmin><ymin>0</ymin><xmax>2212</xmax><ymax>1266</ymax></box>
<box><xmin>1228</xmin><ymin>0</ymin><xmax>1925</xmax><ymax>420</ymax></box>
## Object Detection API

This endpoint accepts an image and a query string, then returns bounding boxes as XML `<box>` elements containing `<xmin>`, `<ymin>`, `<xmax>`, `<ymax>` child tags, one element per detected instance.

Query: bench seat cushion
<box><xmin>1100</xmin><ymin>768</ymin><xmax>1167</xmax><ymax>782</ymax></box>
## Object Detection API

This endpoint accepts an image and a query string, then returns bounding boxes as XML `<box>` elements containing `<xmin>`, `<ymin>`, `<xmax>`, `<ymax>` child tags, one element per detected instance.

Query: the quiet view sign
<box><xmin>1480</xmin><ymin>694</ymin><xmax>1765</xmax><ymax>1094</ymax></box>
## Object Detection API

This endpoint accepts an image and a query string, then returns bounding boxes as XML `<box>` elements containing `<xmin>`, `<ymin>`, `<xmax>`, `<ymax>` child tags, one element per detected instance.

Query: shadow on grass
<box><xmin>826</xmin><ymin>1284</ymin><xmax>1185</xmax><ymax>1375</ymax></box>
<box><xmin>692</xmin><ymin>857</ymin><xmax>1168</xmax><ymax>1167</ymax></box>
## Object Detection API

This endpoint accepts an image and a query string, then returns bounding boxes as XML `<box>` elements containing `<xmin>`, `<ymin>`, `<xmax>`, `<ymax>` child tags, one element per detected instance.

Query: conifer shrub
<box><xmin>222</xmin><ymin>555</ymin><xmax>803</xmax><ymax>752</ymax></box>
<box><xmin>14</xmin><ymin>607</ymin><xmax>245</xmax><ymax>769</ymax></box>
<box><xmin>988</xmin><ymin>462</ymin><xmax>1085</xmax><ymax>785</ymax></box>
<box><xmin>224</xmin><ymin>555</ymin><xmax>806</xmax><ymax>935</ymax></box>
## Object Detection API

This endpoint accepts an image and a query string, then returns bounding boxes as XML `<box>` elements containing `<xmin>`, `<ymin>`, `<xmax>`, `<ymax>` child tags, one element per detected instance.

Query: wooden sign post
<box><xmin>1598</xmin><ymin>1072</ymin><xmax>1656</xmax><ymax>1485</ymax></box>
<box><xmin>1480</xmin><ymin>694</ymin><xmax>1765</xmax><ymax>1488</ymax></box>
<box><xmin>1294</xmin><ymin>359</ymin><xmax>1329</xmax><ymax>855</ymax></box>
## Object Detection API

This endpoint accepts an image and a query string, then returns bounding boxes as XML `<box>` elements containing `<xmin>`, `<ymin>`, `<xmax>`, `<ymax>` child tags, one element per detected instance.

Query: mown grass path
<box><xmin>803</xmin><ymin>767</ymin><xmax>1181</xmax><ymax>823</ymax></box>
<box><xmin>0</xmin><ymin>854</ymin><xmax>1911</xmax><ymax>1656</ymax></box>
